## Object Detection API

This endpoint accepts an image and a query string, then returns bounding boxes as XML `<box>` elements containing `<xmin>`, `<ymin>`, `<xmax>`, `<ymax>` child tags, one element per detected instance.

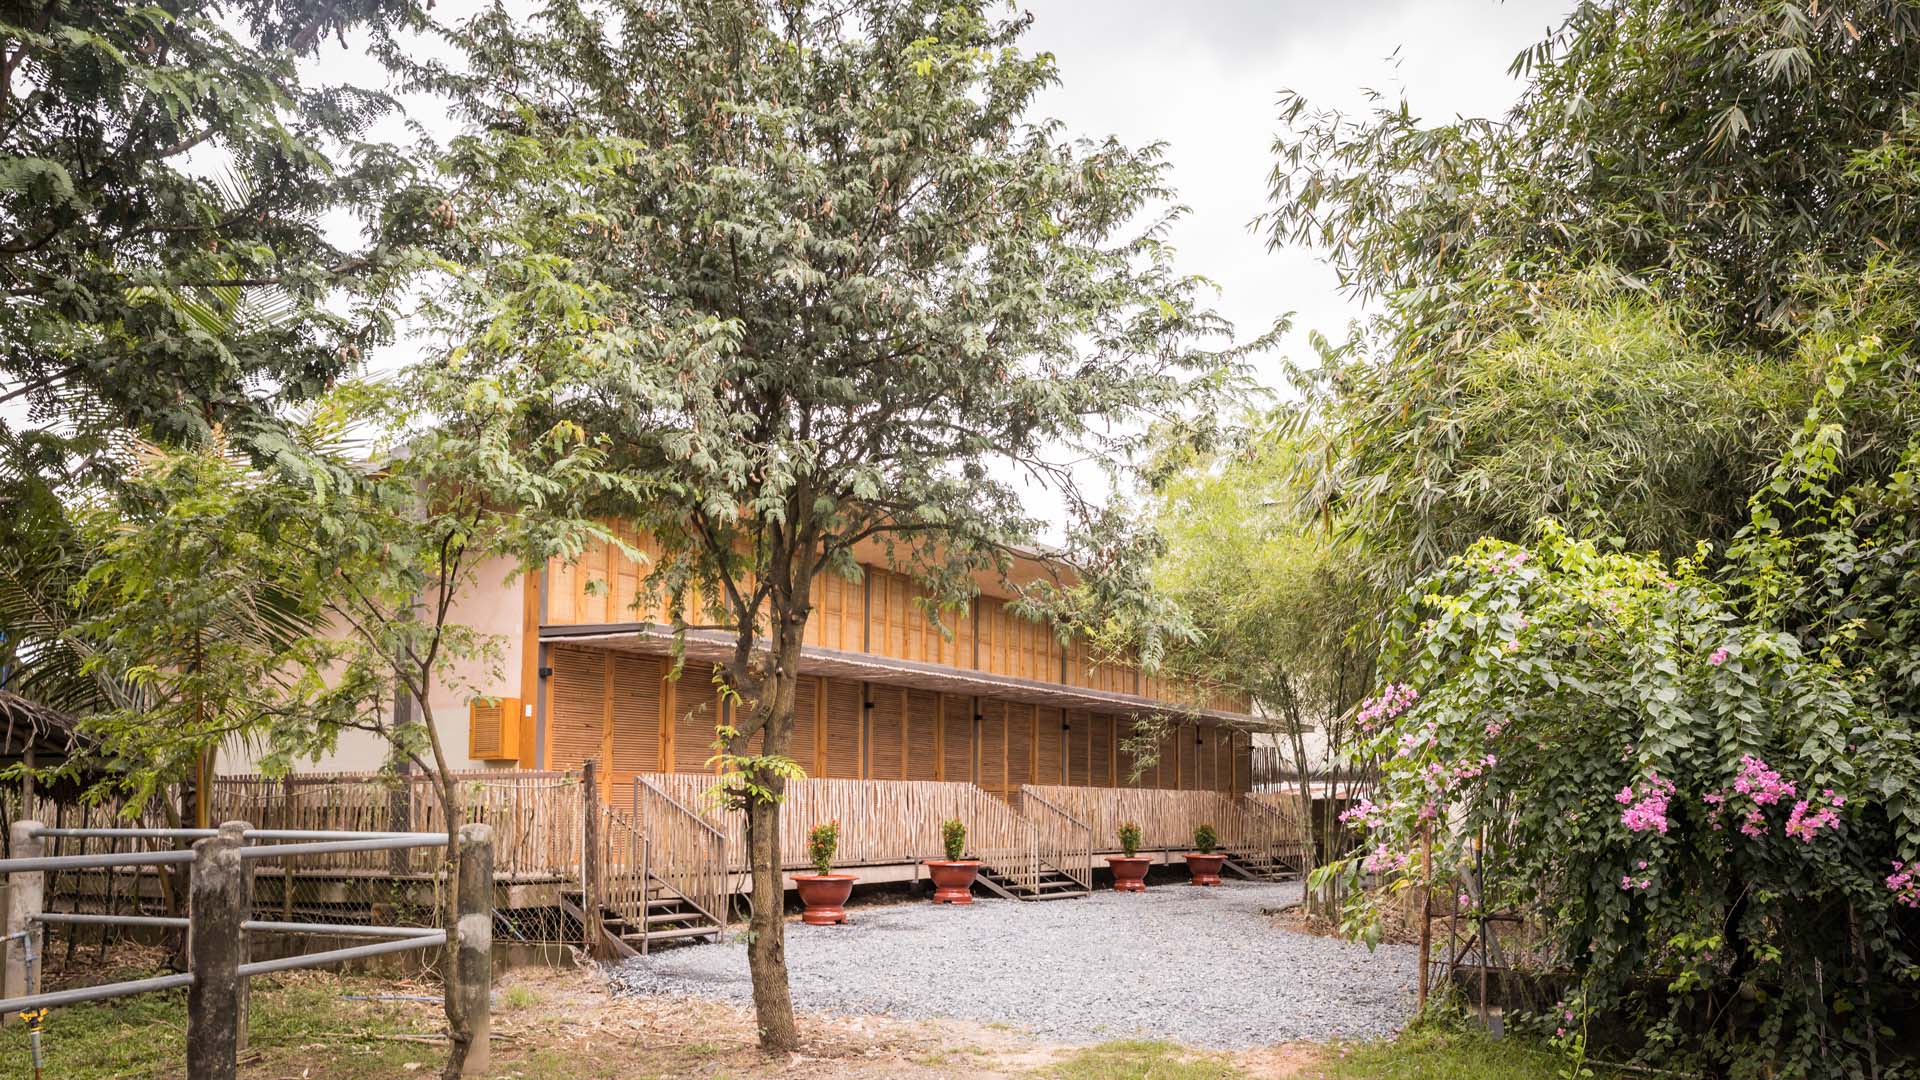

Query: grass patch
<box><xmin>1302</xmin><ymin>1027</ymin><xmax>1583</xmax><ymax>1079</ymax></box>
<box><xmin>1041</xmin><ymin>1040</ymin><xmax>1246</xmax><ymax>1079</ymax></box>
<box><xmin>0</xmin><ymin>974</ymin><xmax>439</xmax><ymax>1080</ymax></box>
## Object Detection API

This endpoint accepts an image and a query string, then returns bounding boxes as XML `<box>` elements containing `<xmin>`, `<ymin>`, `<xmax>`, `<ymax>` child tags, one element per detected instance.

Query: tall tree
<box><xmin>1261</xmin><ymin>0</ymin><xmax>1920</xmax><ymax>587</ymax></box>
<box><xmin>426</xmin><ymin>0</ymin><xmax>1253</xmax><ymax>1050</ymax></box>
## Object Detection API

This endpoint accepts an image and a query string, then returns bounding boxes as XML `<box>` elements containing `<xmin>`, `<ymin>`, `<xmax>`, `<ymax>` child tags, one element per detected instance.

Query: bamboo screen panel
<box><xmin>1035</xmin><ymin>707</ymin><xmax>1064</xmax><ymax>786</ymax></box>
<box><xmin>940</xmin><ymin>694</ymin><xmax>973</xmax><ymax>783</ymax></box>
<box><xmin>1196</xmin><ymin>724</ymin><xmax>1217</xmax><ymax>791</ymax></box>
<box><xmin>1005</xmin><ymin>702</ymin><xmax>1033</xmax><ymax>790</ymax></box>
<box><xmin>1116</xmin><ymin>720</ymin><xmax>1140</xmax><ymax>786</ymax></box>
<box><xmin>609</xmin><ymin>653</ymin><xmax>665</xmax><ymax>782</ymax></box>
<box><xmin>977</xmin><ymin>700</ymin><xmax>1008</xmax><ymax>798</ymax></box>
<box><xmin>546</xmin><ymin>646</ymin><xmax>606</xmax><ymax>771</ymax></box>
<box><xmin>823</xmin><ymin>678</ymin><xmax>864</xmax><ymax>779</ymax></box>
<box><xmin>1157</xmin><ymin>727</ymin><xmax>1179</xmax><ymax>789</ymax></box>
<box><xmin>870</xmin><ymin>569</ymin><xmax>974</xmax><ymax>669</ymax></box>
<box><xmin>1178</xmin><ymin>722</ymin><xmax>1199</xmax><ymax>789</ymax></box>
<box><xmin>671</xmin><ymin>667</ymin><xmax>724</xmax><ymax>774</ymax></box>
<box><xmin>1065</xmin><ymin>709</ymin><xmax>1091</xmax><ymax>786</ymax></box>
<box><xmin>869</xmin><ymin>687</ymin><xmax>906</xmax><ymax>780</ymax></box>
<box><xmin>806</xmin><ymin>572</ymin><xmax>864</xmax><ymax>652</ymax></box>
<box><xmin>1090</xmin><ymin>714</ymin><xmax>1114</xmax><ymax>787</ymax></box>
<box><xmin>905</xmin><ymin>689</ymin><xmax>940</xmax><ymax>782</ymax></box>
<box><xmin>1233</xmin><ymin>731</ymin><xmax>1253</xmax><ymax>794</ymax></box>
<box><xmin>790</xmin><ymin>676</ymin><xmax>821</xmax><ymax>775</ymax></box>
<box><xmin>977</xmin><ymin>597</ymin><xmax>1058</xmax><ymax>682</ymax></box>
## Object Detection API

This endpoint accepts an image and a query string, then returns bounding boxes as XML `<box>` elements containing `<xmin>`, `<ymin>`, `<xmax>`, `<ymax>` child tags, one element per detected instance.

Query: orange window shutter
<box><xmin>941</xmin><ymin>695</ymin><xmax>972</xmax><ymax>784</ymax></box>
<box><xmin>1090</xmin><ymin>714</ymin><xmax>1113</xmax><ymax>787</ymax></box>
<box><xmin>671</xmin><ymin>668</ymin><xmax>722</xmax><ymax>774</ymax></box>
<box><xmin>609</xmin><ymin>653</ymin><xmax>664</xmax><ymax>786</ymax></box>
<box><xmin>467</xmin><ymin>696</ymin><xmax>522</xmax><ymax>762</ymax></box>
<box><xmin>905</xmin><ymin>689</ymin><xmax>940</xmax><ymax>781</ymax></box>
<box><xmin>1035</xmin><ymin>707</ymin><xmax>1063</xmax><ymax>785</ymax></box>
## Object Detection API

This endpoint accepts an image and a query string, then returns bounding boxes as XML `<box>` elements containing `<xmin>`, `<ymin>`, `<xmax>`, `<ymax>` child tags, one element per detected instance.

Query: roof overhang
<box><xmin>539</xmin><ymin>622</ymin><xmax>1271</xmax><ymax>730</ymax></box>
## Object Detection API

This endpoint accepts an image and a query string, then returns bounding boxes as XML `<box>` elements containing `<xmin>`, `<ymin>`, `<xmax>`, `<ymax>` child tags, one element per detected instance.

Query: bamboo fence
<box><xmin>212</xmin><ymin>771</ymin><xmax>582</xmax><ymax>880</ymax></box>
<box><xmin>1021</xmin><ymin>784</ymin><xmax>1308</xmax><ymax>865</ymax></box>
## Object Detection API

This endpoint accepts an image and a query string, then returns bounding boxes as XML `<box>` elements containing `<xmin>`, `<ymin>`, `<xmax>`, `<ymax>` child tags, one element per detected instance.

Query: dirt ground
<box><xmin>470</xmin><ymin>965</ymin><xmax>1335</xmax><ymax>1079</ymax></box>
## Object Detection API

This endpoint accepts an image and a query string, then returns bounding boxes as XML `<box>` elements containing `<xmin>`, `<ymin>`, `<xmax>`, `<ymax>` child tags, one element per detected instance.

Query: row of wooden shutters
<box><xmin>543</xmin><ymin>645</ymin><xmax>1246</xmax><ymax>793</ymax></box>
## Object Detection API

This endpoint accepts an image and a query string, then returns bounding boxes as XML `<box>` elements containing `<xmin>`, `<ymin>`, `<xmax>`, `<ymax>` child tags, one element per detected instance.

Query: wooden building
<box><xmin>504</xmin><ymin>529</ymin><xmax>1261</xmax><ymax>798</ymax></box>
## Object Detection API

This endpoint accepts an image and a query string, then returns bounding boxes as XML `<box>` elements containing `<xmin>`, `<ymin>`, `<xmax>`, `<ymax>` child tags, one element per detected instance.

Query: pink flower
<box><xmin>1890</xmin><ymin>862</ymin><xmax>1920</xmax><ymax>908</ymax></box>
<box><xmin>1618</xmin><ymin>774</ymin><xmax>1676</xmax><ymax>834</ymax></box>
<box><xmin>1709</xmin><ymin>647</ymin><xmax>1729</xmax><ymax>666</ymax></box>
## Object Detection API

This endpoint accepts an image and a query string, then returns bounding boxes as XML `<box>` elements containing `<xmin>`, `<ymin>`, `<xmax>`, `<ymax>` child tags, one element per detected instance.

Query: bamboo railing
<box><xmin>630</xmin><ymin>776</ymin><xmax>728</xmax><ymax>929</ymax></box>
<box><xmin>1011</xmin><ymin>787</ymin><xmax>1093</xmax><ymax>891</ymax></box>
<box><xmin>594</xmin><ymin>803</ymin><xmax>653</xmax><ymax>945</ymax></box>
<box><xmin>635</xmin><ymin>774</ymin><xmax>1040</xmax><ymax>881</ymax></box>
<box><xmin>211</xmin><ymin>771</ymin><xmax>582</xmax><ymax>880</ymax></box>
<box><xmin>1019</xmin><ymin>785</ymin><xmax>1308</xmax><ymax>866</ymax></box>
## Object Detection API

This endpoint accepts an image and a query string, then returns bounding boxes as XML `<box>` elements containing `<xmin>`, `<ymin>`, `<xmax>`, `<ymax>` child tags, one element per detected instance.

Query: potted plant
<box><xmin>1185</xmin><ymin>823</ymin><xmax>1227</xmax><ymax>887</ymax></box>
<box><xmin>1107</xmin><ymin>821</ymin><xmax>1151</xmax><ymax>892</ymax></box>
<box><xmin>926</xmin><ymin>818</ymin><xmax>980</xmax><ymax>904</ymax></box>
<box><xmin>794</xmin><ymin>820</ymin><xmax>856</xmax><ymax>924</ymax></box>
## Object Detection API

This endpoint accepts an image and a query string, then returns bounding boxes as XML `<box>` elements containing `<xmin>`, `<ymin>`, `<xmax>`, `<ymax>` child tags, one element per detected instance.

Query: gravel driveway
<box><xmin>607</xmin><ymin>880</ymin><xmax>1418</xmax><ymax>1046</ymax></box>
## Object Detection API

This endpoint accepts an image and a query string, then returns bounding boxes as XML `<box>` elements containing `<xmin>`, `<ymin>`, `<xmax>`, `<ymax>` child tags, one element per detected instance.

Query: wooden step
<box><xmin>620</xmin><ymin>923</ymin><xmax>721</xmax><ymax>944</ymax></box>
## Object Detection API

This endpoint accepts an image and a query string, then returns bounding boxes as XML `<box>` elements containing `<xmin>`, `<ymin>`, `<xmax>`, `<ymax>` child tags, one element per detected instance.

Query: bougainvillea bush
<box><xmin>1340</xmin><ymin>507</ymin><xmax>1920</xmax><ymax>1073</ymax></box>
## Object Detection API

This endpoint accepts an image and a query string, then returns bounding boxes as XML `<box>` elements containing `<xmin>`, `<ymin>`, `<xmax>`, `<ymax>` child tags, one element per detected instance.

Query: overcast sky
<box><xmin>1019</xmin><ymin>0</ymin><xmax>1571</xmax><ymax>389</ymax></box>
<box><xmin>317</xmin><ymin>0</ymin><xmax>1572</xmax><ymax>394</ymax></box>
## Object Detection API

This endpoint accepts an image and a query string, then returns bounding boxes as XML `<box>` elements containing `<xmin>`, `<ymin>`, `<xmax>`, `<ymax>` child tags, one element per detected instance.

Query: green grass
<box><xmin>1305</xmin><ymin>1028</ymin><xmax>1582</xmax><ymax>1079</ymax></box>
<box><xmin>1039</xmin><ymin>1040</ymin><xmax>1246</xmax><ymax>1079</ymax></box>
<box><xmin>0</xmin><ymin>975</ymin><xmax>438</xmax><ymax>1079</ymax></box>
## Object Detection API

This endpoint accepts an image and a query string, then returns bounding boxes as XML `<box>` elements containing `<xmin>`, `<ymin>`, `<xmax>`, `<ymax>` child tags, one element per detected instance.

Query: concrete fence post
<box><xmin>4</xmin><ymin>820</ymin><xmax>45</xmax><ymax>1017</ymax></box>
<box><xmin>456</xmin><ymin>823</ymin><xmax>494</xmax><ymax>1076</ymax></box>
<box><xmin>187</xmin><ymin>822</ymin><xmax>249</xmax><ymax>1080</ymax></box>
<box><xmin>219</xmin><ymin>821</ymin><xmax>252</xmax><ymax>1053</ymax></box>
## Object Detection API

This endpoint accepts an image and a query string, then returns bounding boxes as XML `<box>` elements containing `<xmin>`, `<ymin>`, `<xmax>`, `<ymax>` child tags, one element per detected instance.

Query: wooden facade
<box><xmin>541</xmin><ymin>644</ymin><xmax>1255</xmax><ymax>795</ymax></box>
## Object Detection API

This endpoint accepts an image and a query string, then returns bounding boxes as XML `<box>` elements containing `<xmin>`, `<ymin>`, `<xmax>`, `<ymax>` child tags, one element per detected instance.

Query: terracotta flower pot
<box><xmin>794</xmin><ymin>873</ymin><xmax>856</xmax><ymax>925</ymax></box>
<box><xmin>1184</xmin><ymin>853</ymin><xmax>1227</xmax><ymax>887</ymax></box>
<box><xmin>926</xmin><ymin>859</ymin><xmax>981</xmax><ymax>904</ymax></box>
<box><xmin>1107</xmin><ymin>855</ymin><xmax>1151</xmax><ymax>892</ymax></box>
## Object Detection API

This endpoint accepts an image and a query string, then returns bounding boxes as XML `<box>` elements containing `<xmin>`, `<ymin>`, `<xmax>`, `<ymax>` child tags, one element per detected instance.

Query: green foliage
<box><xmin>1192</xmin><ymin>824</ymin><xmax>1217</xmax><ymax>855</ymax></box>
<box><xmin>807</xmin><ymin>820</ymin><xmax>841</xmax><ymax>877</ymax></box>
<box><xmin>941</xmin><ymin>817</ymin><xmax>967</xmax><ymax>862</ymax></box>
<box><xmin>0</xmin><ymin>0</ymin><xmax>425</xmax><ymax>471</ymax></box>
<box><xmin>1117</xmin><ymin>821</ymin><xmax>1142</xmax><ymax>858</ymax></box>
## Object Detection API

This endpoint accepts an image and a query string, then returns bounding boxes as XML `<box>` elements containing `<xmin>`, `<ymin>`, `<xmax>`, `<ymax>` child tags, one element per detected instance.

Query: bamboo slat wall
<box><xmin>539</xmin><ymin>526</ymin><xmax>1252</xmax><ymax>714</ymax></box>
<box><xmin>543</xmin><ymin>647</ymin><xmax>1254</xmax><ymax>795</ymax></box>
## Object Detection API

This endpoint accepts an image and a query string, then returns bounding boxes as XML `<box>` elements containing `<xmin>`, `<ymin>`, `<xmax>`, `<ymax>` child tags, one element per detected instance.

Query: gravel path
<box><xmin>607</xmin><ymin>880</ymin><xmax>1418</xmax><ymax>1047</ymax></box>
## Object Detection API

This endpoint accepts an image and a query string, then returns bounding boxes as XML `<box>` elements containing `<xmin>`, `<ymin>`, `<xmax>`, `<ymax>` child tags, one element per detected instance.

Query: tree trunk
<box><xmin>417</xmin><ymin>700</ymin><xmax>475</xmax><ymax>1080</ymax></box>
<box><xmin>745</xmin><ymin>793</ymin><xmax>797</xmax><ymax>1051</ymax></box>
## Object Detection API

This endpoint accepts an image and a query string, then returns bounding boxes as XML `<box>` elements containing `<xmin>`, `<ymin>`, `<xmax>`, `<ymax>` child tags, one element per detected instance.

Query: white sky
<box><xmin>314</xmin><ymin>0</ymin><xmax>1571</xmax><ymax>393</ymax></box>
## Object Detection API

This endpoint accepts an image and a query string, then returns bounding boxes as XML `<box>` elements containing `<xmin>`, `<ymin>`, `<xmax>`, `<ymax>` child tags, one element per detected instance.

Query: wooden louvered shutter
<box><xmin>1117</xmin><ymin>719</ymin><xmax>1140</xmax><ymax>787</ymax></box>
<box><xmin>869</xmin><ymin>687</ymin><xmax>906</xmax><ymax>780</ymax></box>
<box><xmin>671</xmin><ymin>668</ymin><xmax>723</xmax><ymax>774</ymax></box>
<box><xmin>609</xmin><ymin>653</ymin><xmax>664</xmax><ymax>784</ymax></box>
<box><xmin>905</xmin><ymin>689</ymin><xmax>940</xmax><ymax>781</ymax></box>
<box><xmin>790</xmin><ymin>677</ymin><xmax>821</xmax><ymax>776</ymax></box>
<box><xmin>1066</xmin><ymin>709</ymin><xmax>1092</xmax><ymax>786</ymax></box>
<box><xmin>822</xmin><ymin>678</ymin><xmax>864</xmax><ymax>778</ymax></box>
<box><xmin>977</xmin><ymin>700</ymin><xmax>1006</xmax><ymax>798</ymax></box>
<box><xmin>1090</xmin><ymin>714</ymin><xmax>1113</xmax><ymax>787</ymax></box>
<box><xmin>546</xmin><ymin>647</ymin><xmax>606</xmax><ymax>772</ymax></box>
<box><xmin>1035</xmin><ymin>707</ymin><xmax>1064</xmax><ymax>785</ymax></box>
<box><xmin>940</xmin><ymin>695</ymin><xmax>972</xmax><ymax>783</ymax></box>
<box><xmin>1005</xmin><ymin>703</ymin><xmax>1033</xmax><ymax>791</ymax></box>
